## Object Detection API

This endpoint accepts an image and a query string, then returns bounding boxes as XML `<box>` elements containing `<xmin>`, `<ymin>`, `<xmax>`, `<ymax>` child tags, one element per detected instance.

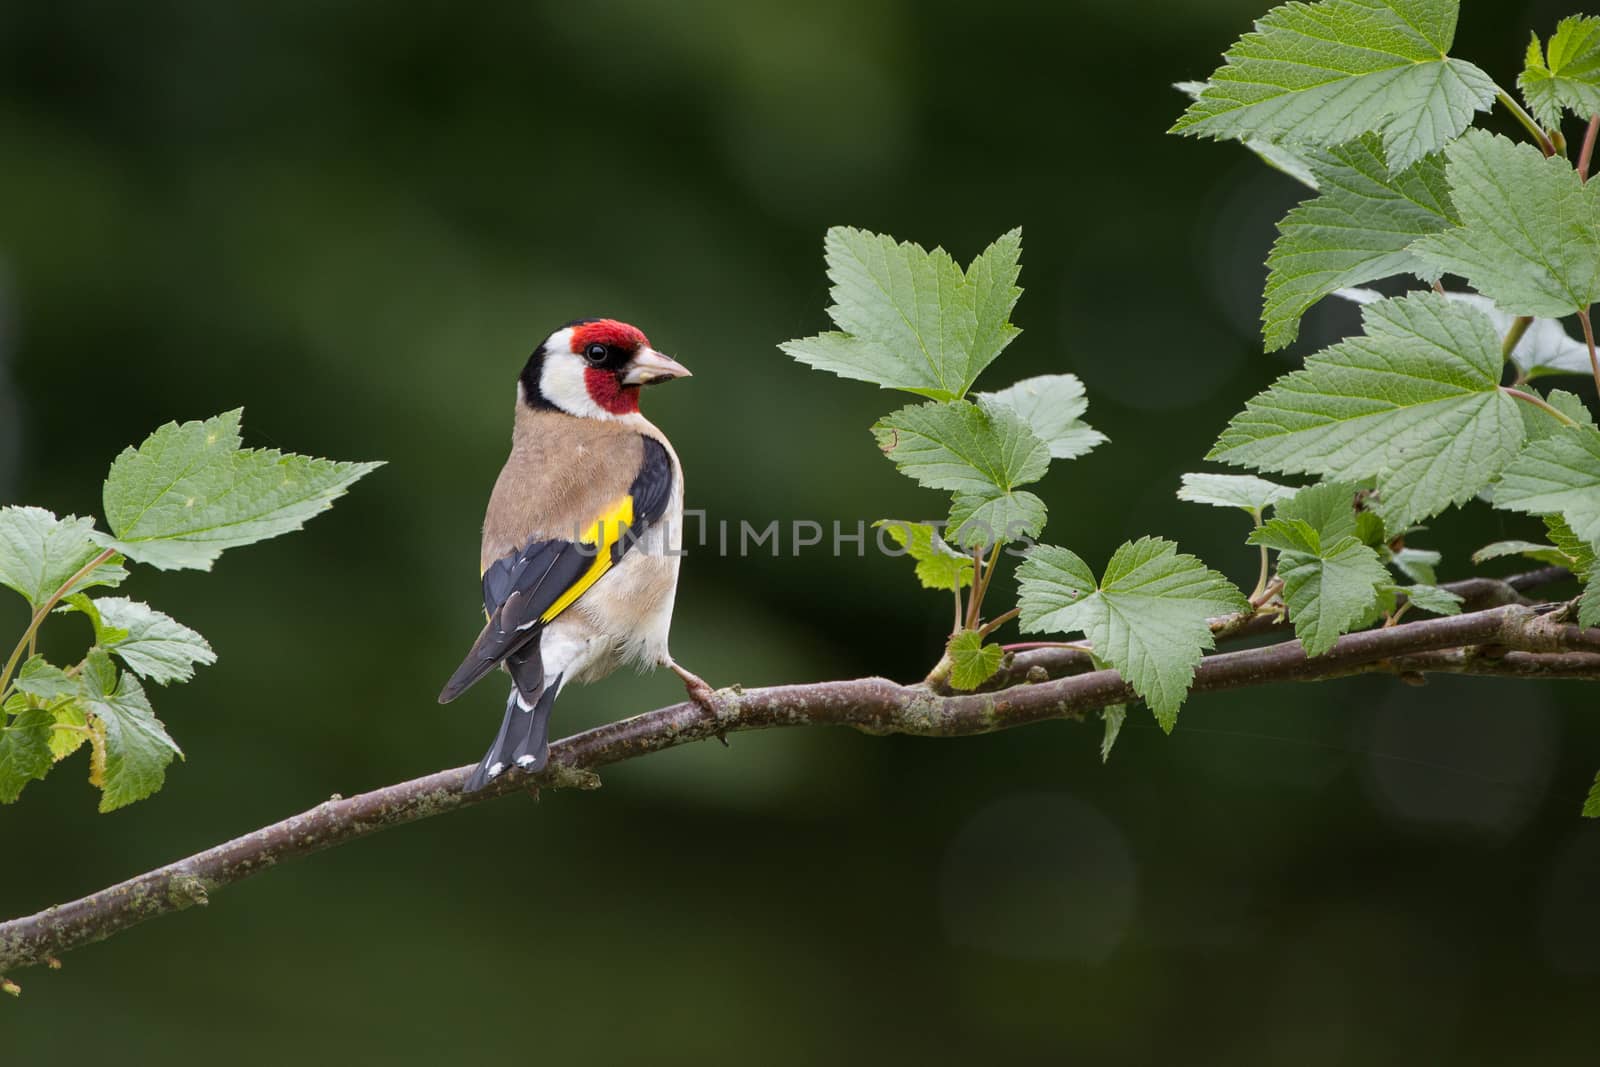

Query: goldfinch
<box><xmin>439</xmin><ymin>318</ymin><xmax>712</xmax><ymax>792</ymax></box>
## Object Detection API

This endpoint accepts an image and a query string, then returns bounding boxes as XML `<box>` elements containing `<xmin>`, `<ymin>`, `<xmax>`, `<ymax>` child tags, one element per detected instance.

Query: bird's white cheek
<box><xmin>540</xmin><ymin>355</ymin><xmax>608</xmax><ymax>419</ymax></box>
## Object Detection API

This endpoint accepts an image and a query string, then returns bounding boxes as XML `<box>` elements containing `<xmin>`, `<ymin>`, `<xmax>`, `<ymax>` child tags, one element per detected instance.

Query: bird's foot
<box><xmin>669</xmin><ymin>662</ymin><xmax>717</xmax><ymax>709</ymax></box>
<box><xmin>669</xmin><ymin>662</ymin><xmax>731</xmax><ymax>743</ymax></box>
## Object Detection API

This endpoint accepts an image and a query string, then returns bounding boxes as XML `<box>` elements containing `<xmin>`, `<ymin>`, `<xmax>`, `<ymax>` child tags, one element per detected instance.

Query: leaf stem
<box><xmin>965</xmin><ymin>543</ymin><xmax>1002</xmax><ymax>631</ymax></box>
<box><xmin>1501</xmin><ymin>315</ymin><xmax>1533</xmax><ymax>364</ymax></box>
<box><xmin>1000</xmin><ymin>640</ymin><xmax>1094</xmax><ymax>654</ymax></box>
<box><xmin>0</xmin><ymin>547</ymin><xmax>118</xmax><ymax>702</ymax></box>
<box><xmin>1578</xmin><ymin>308</ymin><xmax>1600</xmax><ymax>397</ymax></box>
<box><xmin>1580</xmin><ymin>115</ymin><xmax>1600</xmax><ymax>181</ymax></box>
<box><xmin>977</xmin><ymin>607</ymin><xmax>1021</xmax><ymax>638</ymax></box>
<box><xmin>1496</xmin><ymin>88</ymin><xmax>1556</xmax><ymax>157</ymax></box>
<box><xmin>1249</xmin><ymin>508</ymin><xmax>1270</xmax><ymax>600</ymax></box>
<box><xmin>1503</xmin><ymin>386</ymin><xmax>1582</xmax><ymax>428</ymax></box>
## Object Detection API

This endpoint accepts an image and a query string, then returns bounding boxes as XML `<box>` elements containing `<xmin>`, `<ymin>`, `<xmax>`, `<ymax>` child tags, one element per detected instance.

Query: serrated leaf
<box><xmin>101</xmin><ymin>409</ymin><xmax>383</xmax><ymax>571</ymax></box>
<box><xmin>1520</xmin><ymin>17</ymin><xmax>1600</xmax><ymax>130</ymax></box>
<box><xmin>1171</xmin><ymin>0</ymin><xmax>1495</xmax><ymax>172</ymax></box>
<box><xmin>80</xmin><ymin>650</ymin><xmax>182</xmax><ymax>812</ymax></box>
<box><xmin>1399</xmin><ymin>583</ymin><xmax>1463</xmax><ymax>615</ymax></box>
<box><xmin>873</xmin><ymin>398</ymin><xmax>1050</xmax><ymax>495</ymax></box>
<box><xmin>1263</xmin><ymin>137</ymin><xmax>1456</xmax><ymax>350</ymax></box>
<box><xmin>947</xmin><ymin>630</ymin><xmax>1003</xmax><ymax>691</ymax></box>
<box><xmin>780</xmin><ymin>228</ymin><xmax>1022</xmax><ymax>400</ymax></box>
<box><xmin>1547</xmin><ymin>515</ymin><xmax>1597</xmax><ymax>581</ymax></box>
<box><xmin>1274</xmin><ymin>481</ymin><xmax>1376</xmax><ymax>545</ymax></box>
<box><xmin>1492</xmin><ymin>426</ymin><xmax>1600</xmax><ymax>548</ymax></box>
<box><xmin>49</xmin><ymin>700</ymin><xmax>89</xmax><ymax>761</ymax></box>
<box><xmin>1175</xmin><ymin>81</ymin><xmax>1319</xmax><ymax>187</ymax></box>
<box><xmin>0</xmin><ymin>506</ymin><xmax>127</xmax><ymax>609</ymax></box>
<box><xmin>1100</xmin><ymin>705</ymin><xmax>1127</xmax><ymax>764</ymax></box>
<box><xmin>1278</xmin><ymin>536</ymin><xmax>1391</xmax><ymax>656</ymax></box>
<box><xmin>1410</xmin><ymin>131</ymin><xmax>1600</xmax><ymax>318</ymax></box>
<box><xmin>0</xmin><ymin>706</ymin><xmax>55</xmax><ymax>803</ymax></box>
<box><xmin>978</xmin><ymin>375</ymin><xmax>1106</xmax><ymax>460</ymax></box>
<box><xmin>1471</xmin><ymin>540</ymin><xmax>1573</xmax><ymax>568</ymax></box>
<box><xmin>948</xmin><ymin>488</ymin><xmax>1048</xmax><ymax>549</ymax></box>
<box><xmin>1338</xmin><ymin>287</ymin><xmax>1597</xmax><ymax>380</ymax></box>
<box><xmin>1210</xmin><ymin>293</ymin><xmax>1523</xmax><ymax>529</ymax></box>
<box><xmin>1583</xmin><ymin>568</ymin><xmax>1600</xmax><ymax>630</ymax></box>
<box><xmin>1177</xmin><ymin>473</ymin><xmax>1294</xmax><ymax>513</ymax></box>
<box><xmin>1018</xmin><ymin>538</ymin><xmax>1247</xmax><ymax>731</ymax></box>
<box><xmin>12</xmin><ymin>656</ymin><xmax>78</xmax><ymax>702</ymax></box>
<box><xmin>1584</xmin><ymin>769</ymin><xmax>1600</xmax><ymax>818</ymax></box>
<box><xmin>875</xmin><ymin>521</ymin><xmax>974</xmax><ymax>591</ymax></box>
<box><xmin>1390</xmin><ymin>547</ymin><xmax>1441</xmax><ymax>585</ymax></box>
<box><xmin>1248</xmin><ymin>517</ymin><xmax>1324</xmax><ymax>554</ymax></box>
<box><xmin>82</xmin><ymin>597</ymin><xmax>217</xmax><ymax>685</ymax></box>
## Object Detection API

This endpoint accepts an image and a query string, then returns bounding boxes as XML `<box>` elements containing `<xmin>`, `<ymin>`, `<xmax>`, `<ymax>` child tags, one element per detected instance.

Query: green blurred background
<box><xmin>4</xmin><ymin>0</ymin><xmax>1599</xmax><ymax>1061</ymax></box>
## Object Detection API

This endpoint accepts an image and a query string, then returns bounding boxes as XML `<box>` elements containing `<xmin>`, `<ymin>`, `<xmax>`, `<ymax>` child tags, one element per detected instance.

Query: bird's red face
<box><xmin>521</xmin><ymin>318</ymin><xmax>692</xmax><ymax>418</ymax></box>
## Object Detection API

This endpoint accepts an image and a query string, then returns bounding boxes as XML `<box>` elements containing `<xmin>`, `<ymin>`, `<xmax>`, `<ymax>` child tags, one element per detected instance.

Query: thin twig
<box><xmin>1</xmin><ymin>592</ymin><xmax>1595</xmax><ymax>979</ymax></box>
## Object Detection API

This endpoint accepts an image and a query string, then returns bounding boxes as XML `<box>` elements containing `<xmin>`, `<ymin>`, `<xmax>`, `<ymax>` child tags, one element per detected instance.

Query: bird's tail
<box><xmin>463</xmin><ymin>647</ymin><xmax>563</xmax><ymax>793</ymax></box>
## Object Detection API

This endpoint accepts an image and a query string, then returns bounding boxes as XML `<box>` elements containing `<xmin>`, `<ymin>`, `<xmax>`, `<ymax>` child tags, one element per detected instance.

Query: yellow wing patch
<box><xmin>538</xmin><ymin>495</ymin><xmax>636</xmax><ymax>624</ymax></box>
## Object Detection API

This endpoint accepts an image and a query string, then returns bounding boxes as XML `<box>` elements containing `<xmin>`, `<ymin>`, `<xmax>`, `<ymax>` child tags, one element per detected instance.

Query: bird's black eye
<box><xmin>584</xmin><ymin>343</ymin><xmax>608</xmax><ymax>365</ymax></box>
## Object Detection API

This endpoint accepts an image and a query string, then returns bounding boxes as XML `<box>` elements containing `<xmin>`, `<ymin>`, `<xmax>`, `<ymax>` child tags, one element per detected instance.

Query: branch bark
<box><xmin>2</xmin><ymin>586</ymin><xmax>1595</xmax><ymax>982</ymax></box>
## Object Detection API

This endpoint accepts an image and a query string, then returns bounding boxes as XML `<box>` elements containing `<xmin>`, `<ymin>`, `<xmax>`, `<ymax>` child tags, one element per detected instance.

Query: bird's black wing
<box><xmin>438</xmin><ymin>438</ymin><xmax>675</xmax><ymax>703</ymax></box>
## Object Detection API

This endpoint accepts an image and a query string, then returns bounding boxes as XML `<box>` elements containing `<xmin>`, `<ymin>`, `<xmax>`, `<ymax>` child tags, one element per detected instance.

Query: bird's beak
<box><xmin>621</xmin><ymin>348</ymin><xmax>693</xmax><ymax>386</ymax></box>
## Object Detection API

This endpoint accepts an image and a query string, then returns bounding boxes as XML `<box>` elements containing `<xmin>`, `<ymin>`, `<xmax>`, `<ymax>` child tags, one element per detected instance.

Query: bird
<box><xmin>439</xmin><ymin>318</ymin><xmax>715</xmax><ymax>792</ymax></box>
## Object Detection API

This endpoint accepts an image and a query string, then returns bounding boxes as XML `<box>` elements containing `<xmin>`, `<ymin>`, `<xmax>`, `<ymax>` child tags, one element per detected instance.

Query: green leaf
<box><xmin>1171</xmin><ymin>0</ymin><xmax>1495</xmax><ymax>172</ymax></box>
<box><xmin>1275</xmin><ymin>480</ymin><xmax>1378</xmax><ymax>543</ymax></box>
<box><xmin>1471</xmin><ymin>540</ymin><xmax>1572</xmax><ymax>568</ymax></box>
<box><xmin>874</xmin><ymin>521</ymin><xmax>974</xmax><ymax>591</ymax></box>
<box><xmin>12</xmin><ymin>656</ymin><xmax>78</xmax><ymax>703</ymax></box>
<box><xmin>101</xmin><ymin>409</ymin><xmax>383</xmax><ymax>571</ymax></box>
<box><xmin>0</xmin><ymin>705</ymin><xmax>54</xmax><ymax>803</ymax></box>
<box><xmin>1520</xmin><ymin>17</ymin><xmax>1600</xmax><ymax>129</ymax></box>
<box><xmin>1338</xmin><ymin>287</ymin><xmax>1598</xmax><ymax>380</ymax></box>
<box><xmin>1584</xmin><ymin>769</ymin><xmax>1600</xmax><ymax>819</ymax></box>
<box><xmin>1263</xmin><ymin>137</ymin><xmax>1456</xmax><ymax>350</ymax></box>
<box><xmin>1174</xmin><ymin>81</ymin><xmax>1319</xmax><ymax>187</ymax></box>
<box><xmin>780</xmin><ymin>228</ymin><xmax>1023</xmax><ymax>401</ymax></box>
<box><xmin>1492</xmin><ymin>426</ymin><xmax>1600</xmax><ymax>548</ymax></box>
<box><xmin>978</xmin><ymin>375</ymin><xmax>1106</xmax><ymax>460</ymax></box>
<box><xmin>1100</xmin><ymin>705</ymin><xmax>1127</xmax><ymax>764</ymax></box>
<box><xmin>873</xmin><ymin>398</ymin><xmax>1050</xmax><ymax>495</ymax></box>
<box><xmin>947</xmin><ymin>630</ymin><xmax>1003</xmax><ymax>691</ymax></box>
<box><xmin>1583</xmin><ymin>568</ymin><xmax>1600</xmax><ymax>630</ymax></box>
<box><xmin>1411</xmin><ymin>131</ymin><xmax>1600</xmax><ymax>318</ymax></box>
<box><xmin>1399</xmin><ymin>583</ymin><xmax>1463</xmax><ymax>615</ymax></box>
<box><xmin>1547</xmin><ymin>392</ymin><xmax>1597</xmax><ymax>430</ymax></box>
<box><xmin>948</xmin><ymin>488</ymin><xmax>1048</xmax><ymax>550</ymax></box>
<box><xmin>0</xmin><ymin>506</ymin><xmax>127</xmax><ymax>609</ymax></box>
<box><xmin>48</xmin><ymin>700</ymin><xmax>89</xmax><ymax>762</ymax></box>
<box><xmin>1018</xmin><ymin>538</ymin><xmax>1247</xmax><ymax>731</ymax></box>
<box><xmin>80</xmin><ymin>650</ymin><xmax>183</xmax><ymax>812</ymax></box>
<box><xmin>1546</xmin><ymin>515</ymin><xmax>1597</xmax><ymax>580</ymax></box>
<box><xmin>1210</xmin><ymin>293</ymin><xmax>1523</xmax><ymax>530</ymax></box>
<box><xmin>81</xmin><ymin>597</ymin><xmax>217</xmax><ymax>685</ymax></box>
<box><xmin>1248</xmin><ymin>517</ymin><xmax>1324</xmax><ymax>555</ymax></box>
<box><xmin>1276</xmin><ymin>535</ymin><xmax>1391</xmax><ymax>656</ymax></box>
<box><xmin>1177</xmin><ymin>473</ymin><xmax>1294</xmax><ymax>513</ymax></box>
<box><xmin>1390</xmin><ymin>547</ymin><xmax>1440</xmax><ymax>585</ymax></box>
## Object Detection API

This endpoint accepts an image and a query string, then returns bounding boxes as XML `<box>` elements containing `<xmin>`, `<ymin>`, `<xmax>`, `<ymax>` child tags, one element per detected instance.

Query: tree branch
<box><xmin>1</xmin><ymin>584</ymin><xmax>1594</xmax><ymax>983</ymax></box>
